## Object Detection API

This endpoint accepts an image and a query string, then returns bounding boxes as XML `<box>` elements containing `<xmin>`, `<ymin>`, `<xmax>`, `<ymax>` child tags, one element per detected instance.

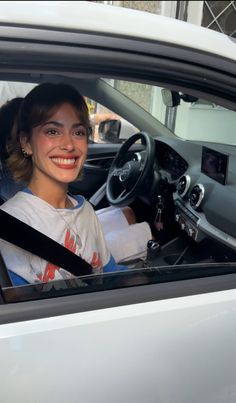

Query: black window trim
<box><xmin>1</xmin><ymin>270</ymin><xmax>236</xmax><ymax>325</ymax></box>
<box><xmin>0</xmin><ymin>27</ymin><xmax>235</xmax><ymax>104</ymax></box>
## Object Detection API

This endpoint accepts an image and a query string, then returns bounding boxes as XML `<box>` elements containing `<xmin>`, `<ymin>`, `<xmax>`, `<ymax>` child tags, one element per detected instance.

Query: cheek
<box><xmin>30</xmin><ymin>133</ymin><xmax>54</xmax><ymax>154</ymax></box>
<box><xmin>77</xmin><ymin>141</ymin><xmax>88</xmax><ymax>166</ymax></box>
<box><xmin>84</xmin><ymin>140</ymin><xmax>88</xmax><ymax>154</ymax></box>
<box><xmin>77</xmin><ymin>138</ymin><xmax>88</xmax><ymax>154</ymax></box>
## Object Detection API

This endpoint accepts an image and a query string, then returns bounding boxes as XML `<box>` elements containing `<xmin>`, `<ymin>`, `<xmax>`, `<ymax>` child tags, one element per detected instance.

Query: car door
<box><xmin>1</xmin><ymin>271</ymin><xmax>236</xmax><ymax>403</ymax></box>
<box><xmin>1</xmin><ymin>2</ymin><xmax>236</xmax><ymax>403</ymax></box>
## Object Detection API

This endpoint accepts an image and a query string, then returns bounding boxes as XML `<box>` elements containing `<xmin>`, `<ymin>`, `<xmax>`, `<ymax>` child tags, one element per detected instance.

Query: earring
<box><xmin>21</xmin><ymin>148</ymin><xmax>29</xmax><ymax>158</ymax></box>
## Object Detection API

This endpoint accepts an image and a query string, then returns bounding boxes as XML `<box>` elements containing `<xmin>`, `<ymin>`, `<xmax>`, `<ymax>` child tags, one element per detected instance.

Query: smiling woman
<box><xmin>21</xmin><ymin>102</ymin><xmax>88</xmax><ymax>195</ymax></box>
<box><xmin>8</xmin><ymin>83</ymin><xmax>91</xmax><ymax>186</ymax></box>
<box><xmin>0</xmin><ymin>83</ymin><xmax>127</xmax><ymax>284</ymax></box>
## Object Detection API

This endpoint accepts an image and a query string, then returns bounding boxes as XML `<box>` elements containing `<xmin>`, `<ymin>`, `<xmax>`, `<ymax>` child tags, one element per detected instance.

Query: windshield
<box><xmin>103</xmin><ymin>79</ymin><xmax>236</xmax><ymax>146</ymax></box>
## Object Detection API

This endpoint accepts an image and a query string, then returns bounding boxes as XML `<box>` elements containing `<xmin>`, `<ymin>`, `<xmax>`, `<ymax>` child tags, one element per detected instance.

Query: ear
<box><xmin>20</xmin><ymin>134</ymin><xmax>33</xmax><ymax>156</ymax></box>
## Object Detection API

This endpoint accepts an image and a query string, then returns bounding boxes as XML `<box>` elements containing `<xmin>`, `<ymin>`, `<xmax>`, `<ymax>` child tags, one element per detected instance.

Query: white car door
<box><xmin>1</xmin><ymin>272</ymin><xmax>236</xmax><ymax>403</ymax></box>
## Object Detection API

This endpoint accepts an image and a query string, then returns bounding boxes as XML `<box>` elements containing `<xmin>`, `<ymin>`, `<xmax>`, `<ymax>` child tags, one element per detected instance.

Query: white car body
<box><xmin>0</xmin><ymin>1</ymin><xmax>235</xmax><ymax>60</ymax></box>
<box><xmin>2</xmin><ymin>289</ymin><xmax>236</xmax><ymax>403</ymax></box>
<box><xmin>0</xmin><ymin>2</ymin><xmax>236</xmax><ymax>403</ymax></box>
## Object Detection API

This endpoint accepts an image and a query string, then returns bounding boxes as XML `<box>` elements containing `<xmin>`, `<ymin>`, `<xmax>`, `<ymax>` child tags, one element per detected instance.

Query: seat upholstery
<box><xmin>0</xmin><ymin>173</ymin><xmax>24</xmax><ymax>203</ymax></box>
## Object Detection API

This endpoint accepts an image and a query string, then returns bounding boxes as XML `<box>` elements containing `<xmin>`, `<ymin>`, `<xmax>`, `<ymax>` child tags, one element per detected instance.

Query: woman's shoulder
<box><xmin>0</xmin><ymin>189</ymin><xmax>47</xmax><ymax>216</ymax></box>
<box><xmin>0</xmin><ymin>190</ymin><xmax>32</xmax><ymax>222</ymax></box>
<box><xmin>0</xmin><ymin>190</ymin><xmax>28</xmax><ymax>210</ymax></box>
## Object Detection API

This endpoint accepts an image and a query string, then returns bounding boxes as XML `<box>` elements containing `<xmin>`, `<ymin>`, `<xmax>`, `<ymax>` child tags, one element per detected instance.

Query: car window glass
<box><xmin>174</xmin><ymin>99</ymin><xmax>236</xmax><ymax>145</ymax></box>
<box><xmin>0</xmin><ymin>81</ymin><xmax>36</xmax><ymax>106</ymax></box>
<box><xmin>87</xmin><ymin>97</ymin><xmax>139</xmax><ymax>144</ymax></box>
<box><xmin>1</xmin><ymin>80</ymin><xmax>236</xmax><ymax>146</ymax></box>
<box><xmin>0</xmin><ymin>81</ymin><xmax>139</xmax><ymax>145</ymax></box>
<box><xmin>102</xmin><ymin>79</ymin><xmax>236</xmax><ymax>146</ymax></box>
<box><xmin>102</xmin><ymin>78</ymin><xmax>167</xmax><ymax>127</ymax></box>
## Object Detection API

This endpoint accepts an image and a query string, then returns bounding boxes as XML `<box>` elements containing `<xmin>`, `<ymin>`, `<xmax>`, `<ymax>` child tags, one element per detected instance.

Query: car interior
<box><xmin>0</xmin><ymin>58</ymin><xmax>236</xmax><ymax>301</ymax></box>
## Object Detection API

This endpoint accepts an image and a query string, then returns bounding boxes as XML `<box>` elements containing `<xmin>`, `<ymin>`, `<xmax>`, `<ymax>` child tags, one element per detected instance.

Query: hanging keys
<box><xmin>155</xmin><ymin>209</ymin><xmax>164</xmax><ymax>231</ymax></box>
<box><xmin>154</xmin><ymin>195</ymin><xmax>164</xmax><ymax>231</ymax></box>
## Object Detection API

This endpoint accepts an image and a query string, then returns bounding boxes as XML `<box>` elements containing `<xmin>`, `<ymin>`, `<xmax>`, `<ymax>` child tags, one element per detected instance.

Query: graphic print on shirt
<box><xmin>91</xmin><ymin>252</ymin><xmax>102</xmax><ymax>271</ymax></box>
<box><xmin>38</xmin><ymin>229</ymin><xmax>102</xmax><ymax>282</ymax></box>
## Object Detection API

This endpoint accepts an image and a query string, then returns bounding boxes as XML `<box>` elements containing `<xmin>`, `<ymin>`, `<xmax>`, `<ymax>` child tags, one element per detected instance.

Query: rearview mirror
<box><xmin>162</xmin><ymin>89</ymin><xmax>198</xmax><ymax>107</ymax></box>
<box><xmin>161</xmin><ymin>89</ymin><xmax>180</xmax><ymax>107</ymax></box>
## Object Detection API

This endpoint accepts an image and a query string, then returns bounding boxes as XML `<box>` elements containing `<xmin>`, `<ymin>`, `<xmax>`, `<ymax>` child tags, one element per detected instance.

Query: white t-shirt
<box><xmin>0</xmin><ymin>177</ymin><xmax>152</xmax><ymax>264</ymax></box>
<box><xmin>0</xmin><ymin>190</ymin><xmax>116</xmax><ymax>284</ymax></box>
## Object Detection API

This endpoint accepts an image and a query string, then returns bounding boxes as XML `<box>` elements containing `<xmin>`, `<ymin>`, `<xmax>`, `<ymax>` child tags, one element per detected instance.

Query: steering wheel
<box><xmin>106</xmin><ymin>131</ymin><xmax>155</xmax><ymax>207</ymax></box>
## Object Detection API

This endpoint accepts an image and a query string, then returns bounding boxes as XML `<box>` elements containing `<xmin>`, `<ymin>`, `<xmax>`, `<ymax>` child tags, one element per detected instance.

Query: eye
<box><xmin>46</xmin><ymin>128</ymin><xmax>59</xmax><ymax>136</ymax></box>
<box><xmin>73</xmin><ymin>127</ymin><xmax>87</xmax><ymax>137</ymax></box>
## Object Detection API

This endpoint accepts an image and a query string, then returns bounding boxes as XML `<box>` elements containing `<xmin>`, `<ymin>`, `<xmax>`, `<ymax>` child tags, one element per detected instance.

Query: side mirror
<box><xmin>98</xmin><ymin>119</ymin><xmax>121</xmax><ymax>143</ymax></box>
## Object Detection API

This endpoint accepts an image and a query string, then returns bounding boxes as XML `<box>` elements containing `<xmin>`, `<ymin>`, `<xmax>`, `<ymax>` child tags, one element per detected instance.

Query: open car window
<box><xmin>1</xmin><ymin>76</ymin><xmax>236</xmax><ymax>303</ymax></box>
<box><xmin>1</xmin><ymin>3</ymin><xmax>236</xmax><ymax>403</ymax></box>
<box><xmin>0</xmin><ymin>8</ymin><xmax>235</xmax><ymax>315</ymax></box>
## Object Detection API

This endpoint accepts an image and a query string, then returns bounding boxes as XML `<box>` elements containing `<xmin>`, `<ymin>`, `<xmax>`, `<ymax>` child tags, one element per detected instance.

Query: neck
<box><xmin>28</xmin><ymin>176</ymin><xmax>70</xmax><ymax>209</ymax></box>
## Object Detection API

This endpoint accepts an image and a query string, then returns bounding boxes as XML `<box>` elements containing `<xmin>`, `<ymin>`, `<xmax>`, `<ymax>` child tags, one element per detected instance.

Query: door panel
<box><xmin>1</xmin><ymin>289</ymin><xmax>236</xmax><ymax>403</ymax></box>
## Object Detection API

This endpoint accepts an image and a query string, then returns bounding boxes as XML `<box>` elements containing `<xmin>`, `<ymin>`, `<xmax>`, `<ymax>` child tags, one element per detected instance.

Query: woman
<box><xmin>0</xmin><ymin>83</ymin><xmax>128</xmax><ymax>285</ymax></box>
<box><xmin>0</xmin><ymin>92</ymin><xmax>152</xmax><ymax>269</ymax></box>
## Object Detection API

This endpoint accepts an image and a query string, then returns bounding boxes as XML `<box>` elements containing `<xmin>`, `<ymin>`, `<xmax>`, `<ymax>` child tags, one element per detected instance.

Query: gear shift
<box><xmin>146</xmin><ymin>240</ymin><xmax>161</xmax><ymax>264</ymax></box>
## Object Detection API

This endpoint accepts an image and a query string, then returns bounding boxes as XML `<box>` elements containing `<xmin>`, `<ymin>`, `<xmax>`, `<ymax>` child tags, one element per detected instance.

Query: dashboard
<box><xmin>156</xmin><ymin>142</ymin><xmax>188</xmax><ymax>180</ymax></box>
<box><xmin>154</xmin><ymin>137</ymin><xmax>236</xmax><ymax>252</ymax></box>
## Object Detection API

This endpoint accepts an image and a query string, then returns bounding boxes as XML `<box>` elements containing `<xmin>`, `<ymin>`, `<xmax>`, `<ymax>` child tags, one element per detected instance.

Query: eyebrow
<box><xmin>41</xmin><ymin>121</ymin><xmax>86</xmax><ymax>128</ymax></box>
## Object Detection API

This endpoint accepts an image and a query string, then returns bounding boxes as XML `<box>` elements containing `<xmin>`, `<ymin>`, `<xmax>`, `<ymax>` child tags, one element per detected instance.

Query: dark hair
<box><xmin>0</xmin><ymin>97</ymin><xmax>23</xmax><ymax>163</ymax></box>
<box><xmin>18</xmin><ymin>82</ymin><xmax>90</xmax><ymax>133</ymax></box>
<box><xmin>7</xmin><ymin>83</ymin><xmax>91</xmax><ymax>182</ymax></box>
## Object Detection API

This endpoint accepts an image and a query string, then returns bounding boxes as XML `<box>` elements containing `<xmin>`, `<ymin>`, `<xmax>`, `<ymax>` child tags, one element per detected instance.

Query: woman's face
<box><xmin>21</xmin><ymin>102</ymin><xmax>88</xmax><ymax>186</ymax></box>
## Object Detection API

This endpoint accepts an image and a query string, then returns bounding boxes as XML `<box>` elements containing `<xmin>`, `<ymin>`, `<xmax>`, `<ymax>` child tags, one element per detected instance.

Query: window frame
<box><xmin>1</xmin><ymin>269</ymin><xmax>236</xmax><ymax>324</ymax></box>
<box><xmin>0</xmin><ymin>24</ymin><xmax>236</xmax><ymax>323</ymax></box>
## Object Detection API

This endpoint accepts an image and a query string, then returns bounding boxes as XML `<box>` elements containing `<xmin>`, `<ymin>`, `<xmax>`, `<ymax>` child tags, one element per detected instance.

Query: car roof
<box><xmin>0</xmin><ymin>1</ymin><xmax>235</xmax><ymax>62</ymax></box>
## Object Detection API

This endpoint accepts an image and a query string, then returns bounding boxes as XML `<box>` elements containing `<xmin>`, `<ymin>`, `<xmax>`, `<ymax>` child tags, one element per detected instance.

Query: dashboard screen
<box><xmin>201</xmin><ymin>146</ymin><xmax>228</xmax><ymax>185</ymax></box>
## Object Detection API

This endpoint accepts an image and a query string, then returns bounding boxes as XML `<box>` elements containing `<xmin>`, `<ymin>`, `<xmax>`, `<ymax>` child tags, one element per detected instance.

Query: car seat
<box><xmin>0</xmin><ymin>163</ymin><xmax>24</xmax><ymax>205</ymax></box>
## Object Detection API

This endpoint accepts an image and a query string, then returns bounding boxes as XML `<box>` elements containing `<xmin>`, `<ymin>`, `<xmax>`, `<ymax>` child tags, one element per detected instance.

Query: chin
<box><xmin>52</xmin><ymin>171</ymin><xmax>78</xmax><ymax>183</ymax></box>
<box><xmin>59</xmin><ymin>176</ymin><xmax>78</xmax><ymax>183</ymax></box>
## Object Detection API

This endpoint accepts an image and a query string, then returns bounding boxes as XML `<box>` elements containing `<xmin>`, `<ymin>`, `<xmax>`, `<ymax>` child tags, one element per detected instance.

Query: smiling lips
<box><xmin>51</xmin><ymin>156</ymin><xmax>78</xmax><ymax>169</ymax></box>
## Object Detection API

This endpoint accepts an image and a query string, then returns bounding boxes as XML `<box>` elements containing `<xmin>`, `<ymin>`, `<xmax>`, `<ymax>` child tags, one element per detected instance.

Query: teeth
<box><xmin>51</xmin><ymin>158</ymin><xmax>76</xmax><ymax>165</ymax></box>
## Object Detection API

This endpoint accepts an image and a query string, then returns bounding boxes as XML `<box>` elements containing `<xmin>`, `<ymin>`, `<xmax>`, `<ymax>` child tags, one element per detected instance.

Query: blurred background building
<box><xmin>100</xmin><ymin>1</ymin><xmax>236</xmax><ymax>36</ymax></box>
<box><xmin>92</xmin><ymin>1</ymin><xmax>236</xmax><ymax>134</ymax></box>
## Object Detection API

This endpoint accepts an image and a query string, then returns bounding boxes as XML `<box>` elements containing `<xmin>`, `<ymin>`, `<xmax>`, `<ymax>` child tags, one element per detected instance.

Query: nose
<box><xmin>59</xmin><ymin>132</ymin><xmax>75</xmax><ymax>151</ymax></box>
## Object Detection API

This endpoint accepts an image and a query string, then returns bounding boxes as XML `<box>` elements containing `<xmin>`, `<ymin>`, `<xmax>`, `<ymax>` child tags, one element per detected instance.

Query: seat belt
<box><xmin>0</xmin><ymin>209</ymin><xmax>92</xmax><ymax>277</ymax></box>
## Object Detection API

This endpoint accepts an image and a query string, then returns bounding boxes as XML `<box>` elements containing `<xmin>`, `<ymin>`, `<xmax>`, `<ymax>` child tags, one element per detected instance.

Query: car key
<box><xmin>154</xmin><ymin>195</ymin><xmax>164</xmax><ymax>231</ymax></box>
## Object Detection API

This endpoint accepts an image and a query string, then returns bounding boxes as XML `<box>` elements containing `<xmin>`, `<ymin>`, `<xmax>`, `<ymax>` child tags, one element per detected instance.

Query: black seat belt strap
<box><xmin>0</xmin><ymin>209</ymin><xmax>92</xmax><ymax>276</ymax></box>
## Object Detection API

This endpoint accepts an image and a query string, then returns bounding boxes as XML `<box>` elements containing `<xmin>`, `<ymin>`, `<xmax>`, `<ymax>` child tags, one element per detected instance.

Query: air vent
<box><xmin>176</xmin><ymin>175</ymin><xmax>191</xmax><ymax>197</ymax></box>
<box><xmin>189</xmin><ymin>184</ymin><xmax>205</xmax><ymax>209</ymax></box>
